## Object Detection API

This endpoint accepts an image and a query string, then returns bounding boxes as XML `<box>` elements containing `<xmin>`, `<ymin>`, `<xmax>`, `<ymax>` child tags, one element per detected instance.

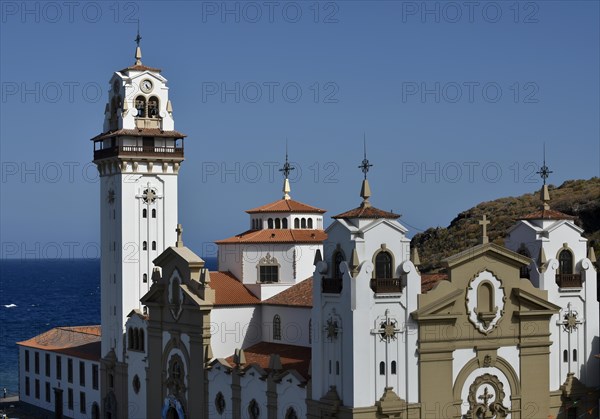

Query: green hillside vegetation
<box><xmin>411</xmin><ymin>178</ymin><xmax>600</xmax><ymax>273</ymax></box>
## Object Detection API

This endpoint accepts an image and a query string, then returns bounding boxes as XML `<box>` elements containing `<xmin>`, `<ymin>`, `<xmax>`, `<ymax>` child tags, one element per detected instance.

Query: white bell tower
<box><xmin>504</xmin><ymin>153</ymin><xmax>599</xmax><ymax>391</ymax></box>
<box><xmin>92</xmin><ymin>34</ymin><xmax>185</xmax><ymax>365</ymax></box>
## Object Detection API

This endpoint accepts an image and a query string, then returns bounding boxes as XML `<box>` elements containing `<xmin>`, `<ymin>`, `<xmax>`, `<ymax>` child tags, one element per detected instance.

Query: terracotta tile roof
<box><xmin>246</xmin><ymin>199</ymin><xmax>326</xmax><ymax>214</ymax></box>
<box><xmin>421</xmin><ymin>273</ymin><xmax>448</xmax><ymax>293</ymax></box>
<box><xmin>210</xmin><ymin>271</ymin><xmax>260</xmax><ymax>306</ymax></box>
<box><xmin>17</xmin><ymin>326</ymin><xmax>101</xmax><ymax>361</ymax></box>
<box><xmin>332</xmin><ymin>204</ymin><xmax>400</xmax><ymax>220</ymax></box>
<box><xmin>91</xmin><ymin>128</ymin><xmax>186</xmax><ymax>142</ymax></box>
<box><xmin>263</xmin><ymin>278</ymin><xmax>313</xmax><ymax>307</ymax></box>
<box><xmin>520</xmin><ymin>208</ymin><xmax>576</xmax><ymax>220</ymax></box>
<box><xmin>226</xmin><ymin>342</ymin><xmax>311</xmax><ymax>379</ymax></box>
<box><xmin>119</xmin><ymin>64</ymin><xmax>161</xmax><ymax>73</ymax></box>
<box><xmin>215</xmin><ymin>229</ymin><xmax>327</xmax><ymax>244</ymax></box>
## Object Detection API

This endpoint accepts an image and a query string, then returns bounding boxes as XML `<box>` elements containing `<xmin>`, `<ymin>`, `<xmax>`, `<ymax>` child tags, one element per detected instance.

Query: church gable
<box><xmin>512</xmin><ymin>288</ymin><xmax>560</xmax><ymax>314</ymax></box>
<box><xmin>413</xmin><ymin>284</ymin><xmax>462</xmax><ymax>320</ymax></box>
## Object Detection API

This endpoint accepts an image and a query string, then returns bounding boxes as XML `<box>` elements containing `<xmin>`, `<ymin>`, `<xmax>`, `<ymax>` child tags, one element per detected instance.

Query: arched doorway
<box><xmin>166</xmin><ymin>406</ymin><xmax>179</xmax><ymax>419</ymax></box>
<box><xmin>161</xmin><ymin>396</ymin><xmax>185</xmax><ymax>419</ymax></box>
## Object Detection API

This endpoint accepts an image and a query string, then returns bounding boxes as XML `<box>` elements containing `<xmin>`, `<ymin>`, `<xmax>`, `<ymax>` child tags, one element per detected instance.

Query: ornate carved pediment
<box><xmin>259</xmin><ymin>252</ymin><xmax>279</xmax><ymax>266</ymax></box>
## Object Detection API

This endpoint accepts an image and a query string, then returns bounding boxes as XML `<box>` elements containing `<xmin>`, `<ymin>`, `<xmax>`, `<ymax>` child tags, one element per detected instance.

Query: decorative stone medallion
<box><xmin>466</xmin><ymin>373</ymin><xmax>509</xmax><ymax>419</ymax></box>
<box><xmin>142</xmin><ymin>187</ymin><xmax>157</xmax><ymax>204</ymax></box>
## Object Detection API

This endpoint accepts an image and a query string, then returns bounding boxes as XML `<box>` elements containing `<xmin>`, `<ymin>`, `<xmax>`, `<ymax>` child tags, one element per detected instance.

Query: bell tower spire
<box><xmin>536</xmin><ymin>143</ymin><xmax>553</xmax><ymax>211</ymax></box>
<box><xmin>359</xmin><ymin>134</ymin><xmax>373</xmax><ymax>208</ymax></box>
<box><xmin>134</xmin><ymin>21</ymin><xmax>143</xmax><ymax>65</ymax></box>
<box><xmin>279</xmin><ymin>139</ymin><xmax>294</xmax><ymax>200</ymax></box>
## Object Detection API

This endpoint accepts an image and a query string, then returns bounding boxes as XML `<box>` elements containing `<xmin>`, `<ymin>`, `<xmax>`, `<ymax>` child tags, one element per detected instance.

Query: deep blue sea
<box><xmin>0</xmin><ymin>257</ymin><xmax>217</xmax><ymax>396</ymax></box>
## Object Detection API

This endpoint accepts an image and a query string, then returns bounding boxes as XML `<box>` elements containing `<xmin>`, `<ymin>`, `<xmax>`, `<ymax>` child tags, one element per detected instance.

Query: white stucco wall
<box><xmin>125</xmin><ymin>315</ymin><xmax>148</xmax><ymax>419</ymax></box>
<box><xmin>211</xmin><ymin>306</ymin><xmax>262</xmax><ymax>358</ymax></box>
<box><xmin>18</xmin><ymin>347</ymin><xmax>100</xmax><ymax>418</ymax></box>
<box><xmin>207</xmin><ymin>363</ymin><xmax>234</xmax><ymax>418</ymax></box>
<box><xmin>261</xmin><ymin>306</ymin><xmax>311</xmax><ymax>347</ymax></box>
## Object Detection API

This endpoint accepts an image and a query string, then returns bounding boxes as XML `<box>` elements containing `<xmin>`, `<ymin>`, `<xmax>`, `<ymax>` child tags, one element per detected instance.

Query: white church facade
<box><xmin>17</xmin><ymin>42</ymin><xmax>600</xmax><ymax>419</ymax></box>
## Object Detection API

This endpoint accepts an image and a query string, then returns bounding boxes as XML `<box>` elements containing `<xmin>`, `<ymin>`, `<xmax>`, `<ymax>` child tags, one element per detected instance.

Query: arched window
<box><xmin>375</xmin><ymin>251</ymin><xmax>393</xmax><ymax>278</ymax></box>
<box><xmin>285</xmin><ymin>407</ymin><xmax>298</xmax><ymax>419</ymax></box>
<box><xmin>517</xmin><ymin>246</ymin><xmax>531</xmax><ymax>278</ymax></box>
<box><xmin>573</xmin><ymin>349</ymin><xmax>577</xmax><ymax>362</ymax></box>
<box><xmin>379</xmin><ymin>361</ymin><xmax>385</xmax><ymax>375</ymax></box>
<box><xmin>142</xmin><ymin>241</ymin><xmax>147</xmax><ymax>251</ymax></box>
<box><xmin>282</xmin><ymin>218</ymin><xmax>288</xmax><ymax>229</ymax></box>
<box><xmin>307</xmin><ymin>218</ymin><xmax>313</xmax><ymax>229</ymax></box>
<box><xmin>128</xmin><ymin>329</ymin><xmax>133</xmax><ymax>349</ymax></box>
<box><xmin>391</xmin><ymin>361</ymin><xmax>397</xmax><ymax>375</ymax></box>
<box><xmin>332</xmin><ymin>251</ymin><xmax>344</xmax><ymax>279</ymax></box>
<box><xmin>148</xmin><ymin>96</ymin><xmax>159</xmax><ymax>117</ymax></box>
<box><xmin>139</xmin><ymin>329</ymin><xmax>144</xmax><ymax>351</ymax></box>
<box><xmin>294</xmin><ymin>218</ymin><xmax>299</xmax><ymax>228</ymax></box>
<box><xmin>248</xmin><ymin>399</ymin><xmax>260</xmax><ymax>419</ymax></box>
<box><xmin>268</xmin><ymin>218</ymin><xmax>274</xmax><ymax>229</ymax></box>
<box><xmin>328</xmin><ymin>360</ymin><xmax>331</xmax><ymax>374</ymax></box>
<box><xmin>275</xmin><ymin>218</ymin><xmax>281</xmax><ymax>229</ymax></box>
<box><xmin>151</xmin><ymin>209</ymin><xmax>156</xmax><ymax>218</ymax></box>
<box><xmin>133</xmin><ymin>328</ymin><xmax>139</xmax><ymax>350</ymax></box>
<box><xmin>563</xmin><ymin>350</ymin><xmax>568</xmax><ymax>362</ymax></box>
<box><xmin>273</xmin><ymin>315</ymin><xmax>282</xmax><ymax>341</ymax></box>
<box><xmin>143</xmin><ymin>273</ymin><xmax>147</xmax><ymax>283</ymax></box>
<box><xmin>336</xmin><ymin>361</ymin><xmax>340</xmax><ymax>375</ymax></box>
<box><xmin>142</xmin><ymin>209</ymin><xmax>147</xmax><ymax>218</ymax></box>
<box><xmin>301</xmin><ymin>218</ymin><xmax>307</xmax><ymax>229</ymax></box>
<box><xmin>152</xmin><ymin>241</ymin><xmax>156</xmax><ymax>251</ymax></box>
<box><xmin>477</xmin><ymin>282</ymin><xmax>494</xmax><ymax>313</ymax></box>
<box><xmin>135</xmin><ymin>96</ymin><xmax>146</xmax><ymax>117</ymax></box>
<box><xmin>559</xmin><ymin>249</ymin><xmax>573</xmax><ymax>274</ymax></box>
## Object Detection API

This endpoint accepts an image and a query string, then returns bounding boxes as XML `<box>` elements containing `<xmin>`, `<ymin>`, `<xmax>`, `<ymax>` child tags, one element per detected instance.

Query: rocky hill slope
<box><xmin>411</xmin><ymin>178</ymin><xmax>600</xmax><ymax>272</ymax></box>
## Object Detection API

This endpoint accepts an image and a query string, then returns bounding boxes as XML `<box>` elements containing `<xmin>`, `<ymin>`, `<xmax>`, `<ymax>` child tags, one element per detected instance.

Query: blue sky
<box><xmin>1</xmin><ymin>1</ymin><xmax>599</xmax><ymax>259</ymax></box>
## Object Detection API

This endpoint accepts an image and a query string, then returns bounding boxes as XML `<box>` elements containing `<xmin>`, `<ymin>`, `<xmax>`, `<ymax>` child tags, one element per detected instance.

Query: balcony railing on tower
<box><xmin>94</xmin><ymin>144</ymin><xmax>184</xmax><ymax>160</ymax></box>
<box><xmin>556</xmin><ymin>273</ymin><xmax>582</xmax><ymax>288</ymax></box>
<box><xmin>370</xmin><ymin>278</ymin><xmax>403</xmax><ymax>294</ymax></box>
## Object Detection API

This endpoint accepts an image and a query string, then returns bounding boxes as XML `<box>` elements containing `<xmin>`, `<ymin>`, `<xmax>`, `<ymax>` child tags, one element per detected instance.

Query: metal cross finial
<box><xmin>536</xmin><ymin>143</ymin><xmax>553</xmax><ymax>185</ymax></box>
<box><xmin>279</xmin><ymin>139</ymin><xmax>295</xmax><ymax>179</ymax></box>
<box><xmin>359</xmin><ymin>134</ymin><xmax>373</xmax><ymax>179</ymax></box>
<box><xmin>135</xmin><ymin>21</ymin><xmax>142</xmax><ymax>47</ymax></box>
